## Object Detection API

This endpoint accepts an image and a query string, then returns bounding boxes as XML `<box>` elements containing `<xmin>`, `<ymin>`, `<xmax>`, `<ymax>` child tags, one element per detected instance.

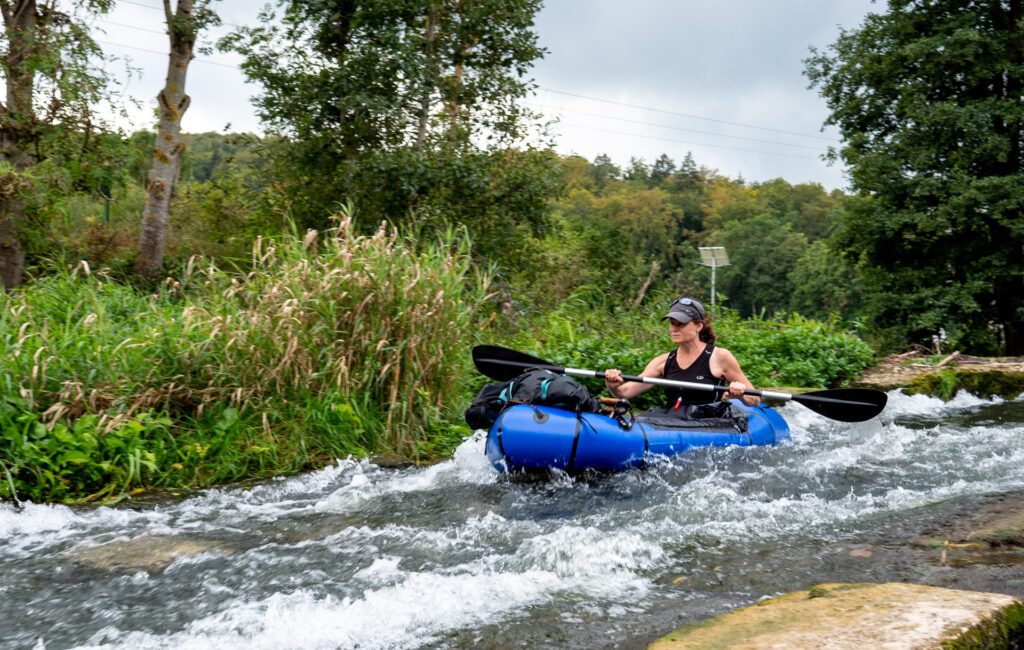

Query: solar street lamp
<box><xmin>697</xmin><ymin>246</ymin><xmax>729</xmax><ymax>305</ymax></box>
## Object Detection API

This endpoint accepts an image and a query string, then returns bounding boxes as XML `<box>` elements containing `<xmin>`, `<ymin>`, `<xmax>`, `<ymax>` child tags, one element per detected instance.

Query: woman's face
<box><xmin>668</xmin><ymin>318</ymin><xmax>702</xmax><ymax>344</ymax></box>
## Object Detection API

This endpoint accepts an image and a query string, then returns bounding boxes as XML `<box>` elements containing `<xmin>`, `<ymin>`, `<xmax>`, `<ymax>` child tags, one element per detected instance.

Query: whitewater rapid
<box><xmin>3</xmin><ymin>389</ymin><xmax>1023</xmax><ymax>649</ymax></box>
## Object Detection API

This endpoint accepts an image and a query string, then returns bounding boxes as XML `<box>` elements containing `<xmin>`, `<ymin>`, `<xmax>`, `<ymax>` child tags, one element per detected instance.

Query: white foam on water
<box><xmin>70</xmin><ymin>512</ymin><xmax>665</xmax><ymax>649</ymax></box>
<box><xmin>500</xmin><ymin>525</ymin><xmax>665</xmax><ymax>581</ymax></box>
<box><xmin>13</xmin><ymin>394</ymin><xmax>1024</xmax><ymax>650</ymax></box>
<box><xmin>313</xmin><ymin>433</ymin><xmax>495</xmax><ymax>514</ymax></box>
<box><xmin>0</xmin><ymin>501</ymin><xmax>173</xmax><ymax>558</ymax></box>
<box><xmin>353</xmin><ymin>555</ymin><xmax>404</xmax><ymax>582</ymax></box>
<box><xmin>881</xmin><ymin>388</ymin><xmax>1002</xmax><ymax>419</ymax></box>
<box><xmin>74</xmin><ymin>569</ymin><xmax>564</xmax><ymax>650</ymax></box>
<box><xmin>623</xmin><ymin>389</ymin><xmax>1024</xmax><ymax>547</ymax></box>
<box><xmin>0</xmin><ymin>501</ymin><xmax>81</xmax><ymax>538</ymax></box>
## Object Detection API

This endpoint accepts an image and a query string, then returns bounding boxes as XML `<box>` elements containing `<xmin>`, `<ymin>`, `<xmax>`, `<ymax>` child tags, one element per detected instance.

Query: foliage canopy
<box><xmin>806</xmin><ymin>0</ymin><xmax>1024</xmax><ymax>354</ymax></box>
<box><xmin>220</xmin><ymin>0</ymin><xmax>559</xmax><ymax>269</ymax></box>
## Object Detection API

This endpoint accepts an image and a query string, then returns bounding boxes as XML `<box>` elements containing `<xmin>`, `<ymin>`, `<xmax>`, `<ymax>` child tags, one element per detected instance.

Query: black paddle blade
<box><xmin>472</xmin><ymin>345</ymin><xmax>558</xmax><ymax>381</ymax></box>
<box><xmin>791</xmin><ymin>388</ymin><xmax>888</xmax><ymax>423</ymax></box>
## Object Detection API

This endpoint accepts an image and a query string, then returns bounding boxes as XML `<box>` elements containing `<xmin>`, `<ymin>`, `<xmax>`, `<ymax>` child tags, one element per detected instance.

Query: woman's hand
<box><xmin>726</xmin><ymin>380</ymin><xmax>759</xmax><ymax>406</ymax></box>
<box><xmin>725</xmin><ymin>380</ymin><xmax>746</xmax><ymax>399</ymax></box>
<box><xmin>604</xmin><ymin>368</ymin><xmax>624</xmax><ymax>395</ymax></box>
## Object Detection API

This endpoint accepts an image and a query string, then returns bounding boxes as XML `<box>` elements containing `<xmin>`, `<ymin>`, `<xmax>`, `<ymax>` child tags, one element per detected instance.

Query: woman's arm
<box><xmin>710</xmin><ymin>348</ymin><xmax>760</xmax><ymax>406</ymax></box>
<box><xmin>604</xmin><ymin>353</ymin><xmax>668</xmax><ymax>400</ymax></box>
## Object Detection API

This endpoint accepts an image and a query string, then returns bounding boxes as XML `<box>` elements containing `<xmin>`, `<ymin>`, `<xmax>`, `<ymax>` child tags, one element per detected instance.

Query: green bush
<box><xmin>0</xmin><ymin>395</ymin><xmax>170</xmax><ymax>503</ymax></box>
<box><xmin>717</xmin><ymin>312</ymin><xmax>875</xmax><ymax>388</ymax></box>
<box><xmin>495</xmin><ymin>295</ymin><xmax>874</xmax><ymax>411</ymax></box>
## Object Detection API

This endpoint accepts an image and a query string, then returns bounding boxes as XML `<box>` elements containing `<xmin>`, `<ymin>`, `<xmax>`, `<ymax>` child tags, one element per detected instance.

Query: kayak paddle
<box><xmin>472</xmin><ymin>344</ymin><xmax>887</xmax><ymax>423</ymax></box>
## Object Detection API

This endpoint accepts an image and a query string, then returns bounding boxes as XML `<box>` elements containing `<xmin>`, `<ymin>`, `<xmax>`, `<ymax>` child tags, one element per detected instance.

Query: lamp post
<box><xmin>698</xmin><ymin>246</ymin><xmax>729</xmax><ymax>305</ymax></box>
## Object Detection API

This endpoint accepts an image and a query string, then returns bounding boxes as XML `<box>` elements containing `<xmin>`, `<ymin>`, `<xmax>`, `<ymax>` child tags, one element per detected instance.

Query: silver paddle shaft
<box><xmin>562</xmin><ymin>367</ymin><xmax>793</xmax><ymax>402</ymax></box>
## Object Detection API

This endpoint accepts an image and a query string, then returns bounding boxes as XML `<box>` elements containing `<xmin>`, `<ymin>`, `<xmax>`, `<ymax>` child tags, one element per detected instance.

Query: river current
<box><xmin>3</xmin><ymin>389</ymin><xmax>1024</xmax><ymax>649</ymax></box>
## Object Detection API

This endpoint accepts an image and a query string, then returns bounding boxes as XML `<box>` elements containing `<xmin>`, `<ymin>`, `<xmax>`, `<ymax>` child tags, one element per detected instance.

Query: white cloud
<box><xmin>98</xmin><ymin>0</ymin><xmax>879</xmax><ymax>189</ymax></box>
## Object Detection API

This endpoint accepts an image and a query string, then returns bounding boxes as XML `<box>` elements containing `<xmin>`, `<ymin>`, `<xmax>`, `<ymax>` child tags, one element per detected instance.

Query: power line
<box><xmin>527</xmin><ymin>102</ymin><xmax>825</xmax><ymax>151</ymax></box>
<box><xmin>103</xmin><ymin>7</ymin><xmax>834</xmax><ymax>145</ymax></box>
<box><xmin>538</xmin><ymin>87</ymin><xmax>837</xmax><ymax>142</ymax></box>
<box><xmin>98</xmin><ymin>19</ymin><xmax>166</xmax><ymax>36</ymax></box>
<box><xmin>96</xmin><ymin>39</ymin><xmax>239</xmax><ymax>69</ymax></box>
<box><xmin>93</xmin><ymin>34</ymin><xmax>836</xmax><ymax>160</ymax></box>
<box><xmin>116</xmin><ymin>0</ymin><xmax>243</xmax><ymax>29</ymax></box>
<box><xmin>553</xmin><ymin>122</ymin><xmax>821</xmax><ymax>160</ymax></box>
<box><xmin>117</xmin><ymin>0</ymin><xmax>164</xmax><ymax>11</ymax></box>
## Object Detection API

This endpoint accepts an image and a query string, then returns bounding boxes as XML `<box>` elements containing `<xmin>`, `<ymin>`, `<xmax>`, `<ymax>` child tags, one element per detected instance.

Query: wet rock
<box><xmin>967</xmin><ymin>510</ymin><xmax>1024</xmax><ymax>548</ymax></box>
<box><xmin>649</xmin><ymin>582</ymin><xmax>1024</xmax><ymax>649</ymax></box>
<box><xmin>67</xmin><ymin>535</ymin><xmax>233</xmax><ymax>573</ymax></box>
<box><xmin>370</xmin><ymin>453</ymin><xmax>414</xmax><ymax>469</ymax></box>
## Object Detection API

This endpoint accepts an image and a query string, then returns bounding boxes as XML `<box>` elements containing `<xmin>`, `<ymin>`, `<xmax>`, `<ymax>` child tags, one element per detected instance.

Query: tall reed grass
<box><xmin>1</xmin><ymin>214</ymin><xmax>490</xmax><ymax>503</ymax></box>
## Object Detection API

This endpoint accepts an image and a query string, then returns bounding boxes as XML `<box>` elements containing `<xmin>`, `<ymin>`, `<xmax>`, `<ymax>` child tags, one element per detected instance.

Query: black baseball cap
<box><xmin>662</xmin><ymin>297</ymin><xmax>706</xmax><ymax>323</ymax></box>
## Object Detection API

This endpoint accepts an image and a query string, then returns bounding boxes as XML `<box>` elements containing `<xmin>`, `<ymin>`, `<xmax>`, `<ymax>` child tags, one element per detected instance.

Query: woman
<box><xmin>604</xmin><ymin>297</ymin><xmax>760</xmax><ymax>408</ymax></box>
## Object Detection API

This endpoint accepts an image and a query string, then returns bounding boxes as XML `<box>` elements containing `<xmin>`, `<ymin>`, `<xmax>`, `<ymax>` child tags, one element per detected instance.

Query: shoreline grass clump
<box><xmin>0</xmin><ymin>215</ymin><xmax>490</xmax><ymax>504</ymax></box>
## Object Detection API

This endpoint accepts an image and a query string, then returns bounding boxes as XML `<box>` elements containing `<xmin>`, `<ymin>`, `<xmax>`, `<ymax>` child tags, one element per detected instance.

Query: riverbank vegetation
<box><xmin>3</xmin><ymin>0</ymin><xmax>1021</xmax><ymax>503</ymax></box>
<box><xmin>1</xmin><ymin>217</ymin><xmax>488</xmax><ymax>503</ymax></box>
<box><xmin>0</xmin><ymin>207</ymin><xmax>873</xmax><ymax>503</ymax></box>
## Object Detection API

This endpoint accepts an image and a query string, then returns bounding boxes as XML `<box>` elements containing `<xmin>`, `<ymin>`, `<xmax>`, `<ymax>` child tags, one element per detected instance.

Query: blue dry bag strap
<box><xmin>540</xmin><ymin>377</ymin><xmax>555</xmax><ymax>400</ymax></box>
<box><xmin>499</xmin><ymin>381</ymin><xmax>515</xmax><ymax>405</ymax></box>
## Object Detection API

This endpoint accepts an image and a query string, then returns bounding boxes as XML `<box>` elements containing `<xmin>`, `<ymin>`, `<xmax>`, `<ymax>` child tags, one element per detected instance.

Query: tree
<box><xmin>589</xmin><ymin>153</ymin><xmax>620</xmax><ymax>189</ymax></box>
<box><xmin>1</xmin><ymin>0</ymin><xmax>116</xmax><ymax>289</ymax></box>
<box><xmin>622</xmin><ymin>156</ymin><xmax>650</xmax><ymax>184</ymax></box>
<box><xmin>670</xmin><ymin>152</ymin><xmax>701</xmax><ymax>193</ymax></box>
<box><xmin>221</xmin><ymin>0</ymin><xmax>555</xmax><ymax>267</ymax></box>
<box><xmin>134</xmin><ymin>0</ymin><xmax>220</xmax><ymax>278</ymax></box>
<box><xmin>788</xmin><ymin>239</ymin><xmax>865</xmax><ymax>321</ymax></box>
<box><xmin>649</xmin><ymin>153</ymin><xmax>676</xmax><ymax>186</ymax></box>
<box><xmin>717</xmin><ymin>213</ymin><xmax>808</xmax><ymax>318</ymax></box>
<box><xmin>806</xmin><ymin>0</ymin><xmax>1024</xmax><ymax>354</ymax></box>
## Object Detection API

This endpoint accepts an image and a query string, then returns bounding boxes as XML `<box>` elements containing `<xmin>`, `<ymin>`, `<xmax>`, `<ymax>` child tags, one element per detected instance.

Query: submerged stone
<box><xmin>370</xmin><ymin>452</ymin><xmax>415</xmax><ymax>469</ymax></box>
<box><xmin>967</xmin><ymin>510</ymin><xmax>1024</xmax><ymax>548</ymax></box>
<box><xmin>649</xmin><ymin>582</ymin><xmax>1024</xmax><ymax>649</ymax></box>
<box><xmin>67</xmin><ymin>535</ymin><xmax>233</xmax><ymax>573</ymax></box>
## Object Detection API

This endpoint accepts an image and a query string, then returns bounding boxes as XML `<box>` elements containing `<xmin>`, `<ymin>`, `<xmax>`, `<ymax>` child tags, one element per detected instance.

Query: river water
<box><xmin>3</xmin><ymin>390</ymin><xmax>1024</xmax><ymax>649</ymax></box>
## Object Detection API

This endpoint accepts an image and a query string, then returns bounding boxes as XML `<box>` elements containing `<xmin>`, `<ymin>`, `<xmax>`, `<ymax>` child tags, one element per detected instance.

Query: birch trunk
<box><xmin>415</xmin><ymin>7</ymin><xmax>439</xmax><ymax>148</ymax></box>
<box><xmin>134</xmin><ymin>0</ymin><xmax>195</xmax><ymax>278</ymax></box>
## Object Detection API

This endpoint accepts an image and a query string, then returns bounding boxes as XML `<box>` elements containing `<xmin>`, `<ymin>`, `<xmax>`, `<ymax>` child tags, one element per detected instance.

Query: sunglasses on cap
<box><xmin>670</xmin><ymin>297</ymin><xmax>706</xmax><ymax>320</ymax></box>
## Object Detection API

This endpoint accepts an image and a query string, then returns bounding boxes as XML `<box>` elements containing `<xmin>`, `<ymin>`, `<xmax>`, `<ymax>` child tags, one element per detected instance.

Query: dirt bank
<box><xmin>852</xmin><ymin>351</ymin><xmax>1024</xmax><ymax>398</ymax></box>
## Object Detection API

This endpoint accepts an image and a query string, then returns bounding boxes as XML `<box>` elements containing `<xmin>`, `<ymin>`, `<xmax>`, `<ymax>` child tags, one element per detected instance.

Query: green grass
<box><xmin>1</xmin><ymin>213</ymin><xmax>488</xmax><ymax>503</ymax></box>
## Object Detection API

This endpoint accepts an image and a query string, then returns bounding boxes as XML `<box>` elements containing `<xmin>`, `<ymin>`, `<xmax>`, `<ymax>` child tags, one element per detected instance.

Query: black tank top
<box><xmin>663</xmin><ymin>344</ymin><xmax>722</xmax><ymax>407</ymax></box>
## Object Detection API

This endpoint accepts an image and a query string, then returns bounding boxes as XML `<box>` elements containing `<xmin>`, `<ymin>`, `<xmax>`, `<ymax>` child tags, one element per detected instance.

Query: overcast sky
<box><xmin>98</xmin><ymin>1</ymin><xmax>880</xmax><ymax>191</ymax></box>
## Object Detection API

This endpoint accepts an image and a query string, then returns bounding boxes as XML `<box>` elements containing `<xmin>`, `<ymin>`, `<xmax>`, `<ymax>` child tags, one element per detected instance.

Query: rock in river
<box><xmin>650</xmin><ymin>582</ymin><xmax>1024</xmax><ymax>649</ymax></box>
<box><xmin>67</xmin><ymin>535</ymin><xmax>233</xmax><ymax>573</ymax></box>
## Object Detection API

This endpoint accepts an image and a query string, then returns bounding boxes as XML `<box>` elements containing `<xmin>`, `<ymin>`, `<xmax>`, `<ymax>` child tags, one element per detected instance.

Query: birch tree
<box><xmin>134</xmin><ymin>0</ymin><xmax>218</xmax><ymax>278</ymax></box>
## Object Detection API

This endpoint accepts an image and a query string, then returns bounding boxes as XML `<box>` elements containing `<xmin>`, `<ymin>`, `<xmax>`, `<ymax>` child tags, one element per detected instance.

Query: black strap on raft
<box><xmin>567</xmin><ymin>412</ymin><xmax>584</xmax><ymax>472</ymax></box>
<box><xmin>494</xmin><ymin>408</ymin><xmax>511</xmax><ymax>470</ymax></box>
<box><xmin>607</xmin><ymin>398</ymin><xmax>635</xmax><ymax>431</ymax></box>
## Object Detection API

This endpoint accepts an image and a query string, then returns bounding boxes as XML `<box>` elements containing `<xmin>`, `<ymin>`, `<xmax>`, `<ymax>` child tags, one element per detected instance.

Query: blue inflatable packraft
<box><xmin>485</xmin><ymin>402</ymin><xmax>790</xmax><ymax>472</ymax></box>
